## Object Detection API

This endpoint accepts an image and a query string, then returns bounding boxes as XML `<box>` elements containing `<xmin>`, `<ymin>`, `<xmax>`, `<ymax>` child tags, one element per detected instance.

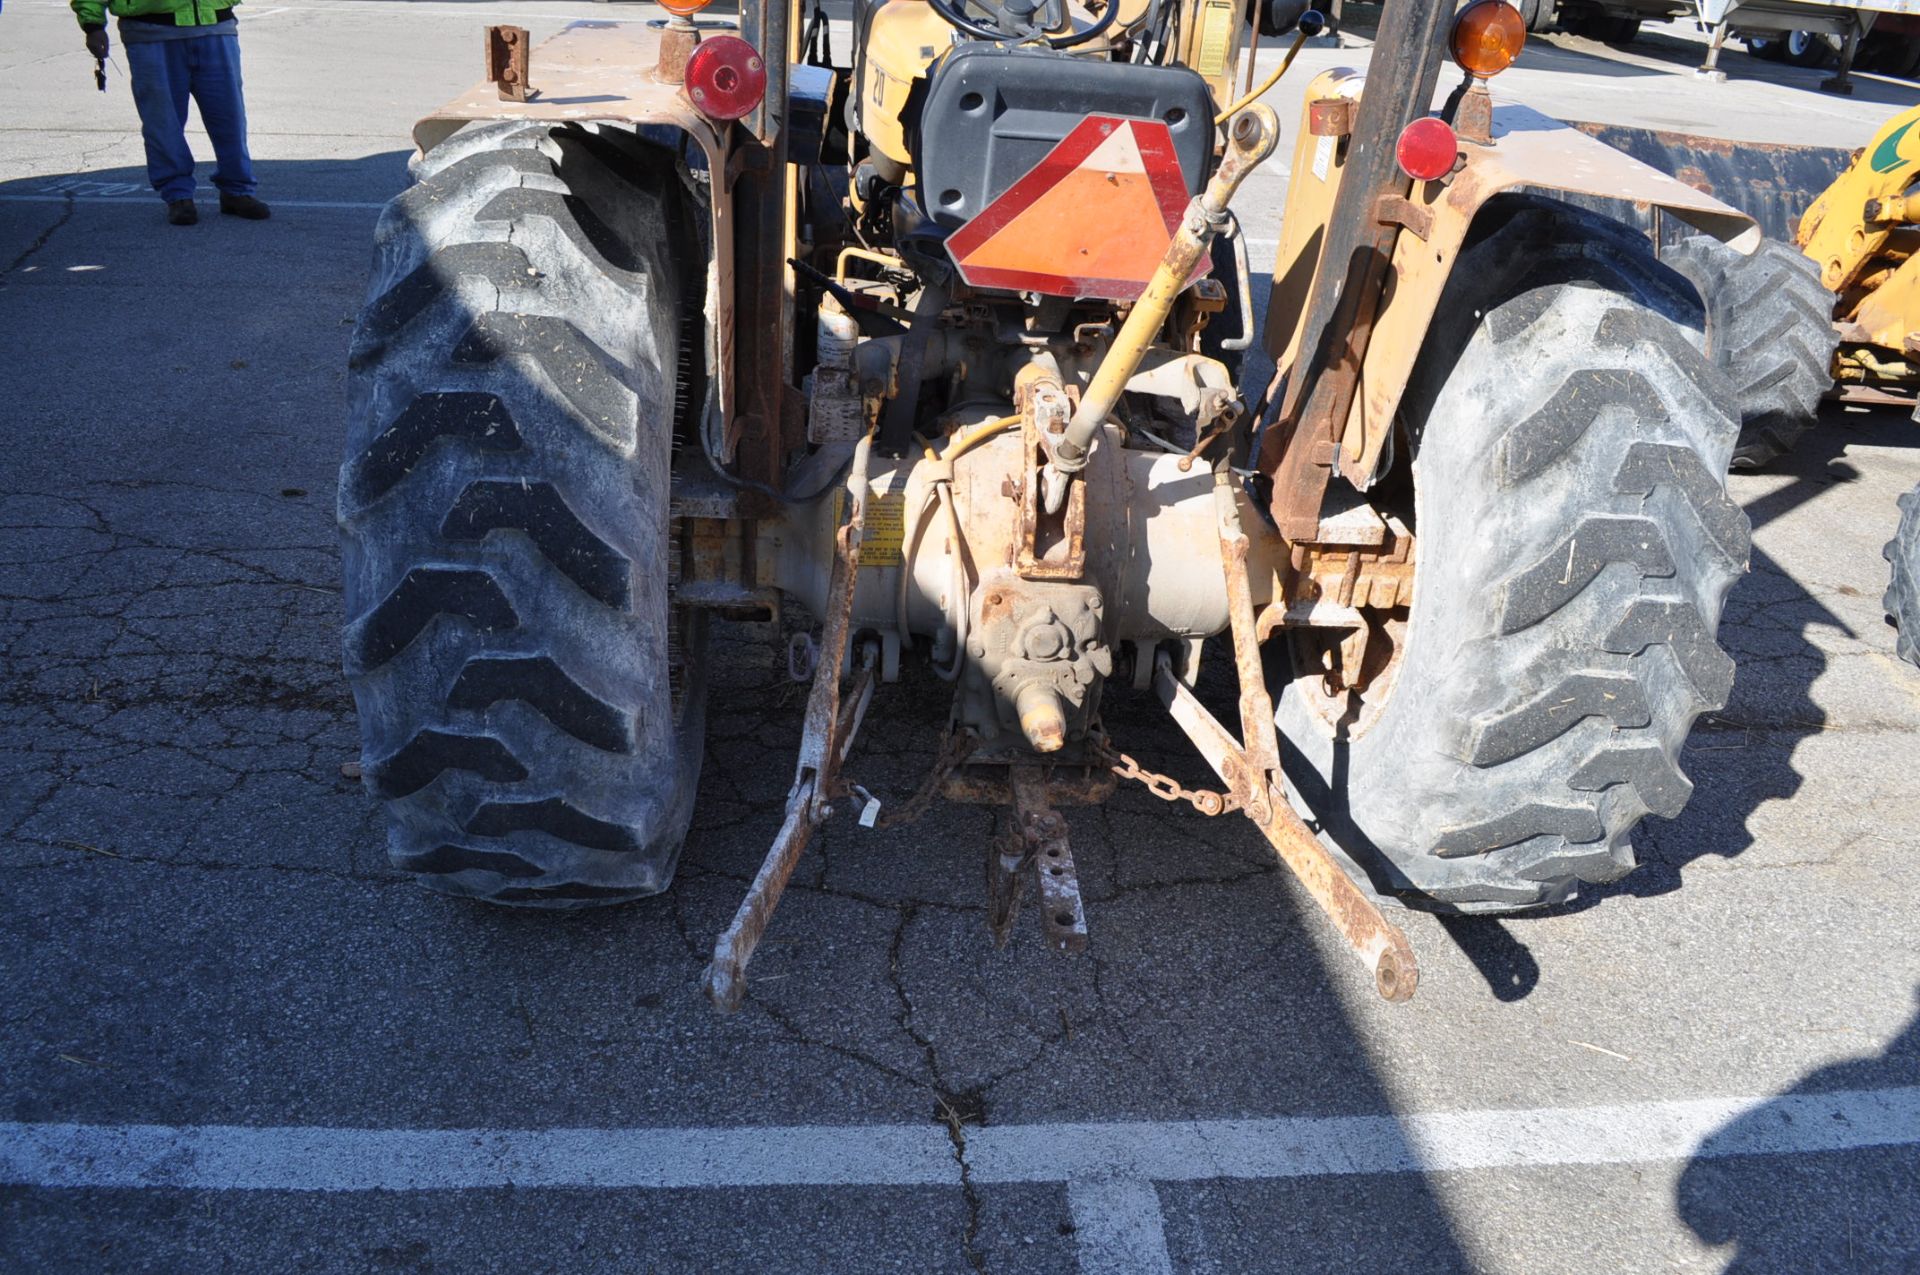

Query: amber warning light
<box><xmin>1452</xmin><ymin>0</ymin><xmax>1526</xmax><ymax>77</ymax></box>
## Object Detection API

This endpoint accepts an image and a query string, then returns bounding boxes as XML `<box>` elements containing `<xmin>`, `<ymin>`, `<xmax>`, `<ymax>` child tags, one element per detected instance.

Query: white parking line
<box><xmin>1067</xmin><ymin>1178</ymin><xmax>1176</xmax><ymax>1275</ymax></box>
<box><xmin>6</xmin><ymin>1087</ymin><xmax>1919</xmax><ymax>1272</ymax></box>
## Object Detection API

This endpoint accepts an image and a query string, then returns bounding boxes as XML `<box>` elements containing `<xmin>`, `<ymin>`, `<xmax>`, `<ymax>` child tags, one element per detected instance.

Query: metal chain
<box><xmin>1090</xmin><ymin>736</ymin><xmax>1240</xmax><ymax>817</ymax></box>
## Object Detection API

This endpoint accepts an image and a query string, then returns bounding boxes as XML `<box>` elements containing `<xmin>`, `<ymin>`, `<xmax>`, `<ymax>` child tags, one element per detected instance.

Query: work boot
<box><xmin>219</xmin><ymin>193</ymin><xmax>271</xmax><ymax>220</ymax></box>
<box><xmin>166</xmin><ymin>199</ymin><xmax>198</xmax><ymax>226</ymax></box>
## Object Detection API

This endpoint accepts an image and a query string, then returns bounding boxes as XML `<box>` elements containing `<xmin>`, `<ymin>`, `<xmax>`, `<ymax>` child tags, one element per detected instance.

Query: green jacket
<box><xmin>72</xmin><ymin>0</ymin><xmax>238</xmax><ymax>29</ymax></box>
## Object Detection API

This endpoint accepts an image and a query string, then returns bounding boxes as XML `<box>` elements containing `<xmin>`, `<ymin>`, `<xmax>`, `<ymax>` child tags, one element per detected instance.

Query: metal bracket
<box><xmin>1155</xmin><ymin>656</ymin><xmax>1416</xmax><ymax>1001</ymax></box>
<box><xmin>986</xmin><ymin>766</ymin><xmax>1088</xmax><ymax>953</ymax></box>
<box><xmin>484</xmin><ymin>25</ymin><xmax>534</xmax><ymax>102</ymax></box>
<box><xmin>702</xmin><ymin>435</ymin><xmax>877</xmax><ymax>1011</ymax></box>
<box><xmin>1374</xmin><ymin>194</ymin><xmax>1434</xmax><ymax>241</ymax></box>
<box><xmin>1017</xmin><ymin>380</ymin><xmax>1088</xmax><ymax>580</ymax></box>
<box><xmin>1149</xmin><ymin>467</ymin><xmax>1419</xmax><ymax>1001</ymax></box>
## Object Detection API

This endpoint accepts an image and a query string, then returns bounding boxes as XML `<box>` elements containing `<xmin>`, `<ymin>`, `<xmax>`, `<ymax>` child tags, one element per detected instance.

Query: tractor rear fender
<box><xmin>411</xmin><ymin>21</ymin><xmax>737</xmax><ymax>423</ymax></box>
<box><xmin>1265</xmin><ymin>70</ymin><xmax>1758</xmax><ymax>486</ymax></box>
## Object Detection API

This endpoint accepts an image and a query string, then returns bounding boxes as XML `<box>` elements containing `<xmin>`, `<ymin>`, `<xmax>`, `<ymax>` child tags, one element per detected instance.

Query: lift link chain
<box><xmin>835</xmin><ymin>731</ymin><xmax>978</xmax><ymax>830</ymax></box>
<box><xmin>1091</xmin><ymin>736</ymin><xmax>1241</xmax><ymax>817</ymax></box>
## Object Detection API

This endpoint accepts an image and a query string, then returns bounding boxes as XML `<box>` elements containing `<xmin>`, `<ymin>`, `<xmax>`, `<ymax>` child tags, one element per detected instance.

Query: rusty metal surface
<box><xmin>1020</xmin><ymin>769</ymin><xmax>1089</xmax><ymax>955</ymax></box>
<box><xmin>655</xmin><ymin>19</ymin><xmax>696</xmax><ymax>86</ymax></box>
<box><xmin>1453</xmin><ymin>80</ymin><xmax>1492</xmax><ymax>147</ymax></box>
<box><xmin>484</xmin><ymin>25</ymin><xmax>532</xmax><ymax>103</ymax></box>
<box><xmin>1154</xmin><ymin>658</ymin><xmax>1418</xmax><ymax>1002</ymax></box>
<box><xmin>1093</xmin><ymin>735</ymin><xmax>1237</xmax><ymax>816</ymax></box>
<box><xmin>986</xmin><ymin>810</ymin><xmax>1030</xmax><ymax>948</ymax></box>
<box><xmin>1016</xmin><ymin>380</ymin><xmax>1088</xmax><ymax>581</ymax></box>
<box><xmin>1283</xmin><ymin>517</ymin><xmax>1414</xmax><ymax>615</ymax></box>
<box><xmin>699</xmin><ymin>776</ymin><xmax>821</xmax><ymax>1013</ymax></box>
<box><xmin>1322</xmin><ymin>102</ymin><xmax>1762</xmax><ymax>486</ymax></box>
<box><xmin>1255</xmin><ymin>0</ymin><xmax>1455</xmax><ymax>543</ymax></box>
<box><xmin>1837</xmin><ymin>383</ymin><xmax>1919</xmax><ymax>408</ymax></box>
<box><xmin>1372</xmin><ymin>193</ymin><xmax>1434</xmax><ymax>242</ymax></box>
<box><xmin>1307</xmin><ymin>97</ymin><xmax>1354</xmax><ymax>137</ymax></box>
<box><xmin>731</xmin><ymin>0</ymin><xmax>795</xmax><ymax>487</ymax></box>
<box><xmin>1213</xmin><ymin>472</ymin><xmax>1279</xmax><ymax>825</ymax></box>
<box><xmin>941</xmin><ymin>762</ymin><xmax>1116</xmax><ymax>808</ymax></box>
<box><xmin>1568</xmin><ymin>121</ymin><xmax>1849</xmax><ymax>246</ymax></box>
<box><xmin>984</xmin><ymin>768</ymin><xmax>1089</xmax><ymax>953</ymax></box>
<box><xmin>414</xmin><ymin>22</ymin><xmax>721</xmax><ymax>151</ymax></box>
<box><xmin>410</xmin><ymin>21</ymin><xmax>738</xmax><ymax>441</ymax></box>
<box><xmin>702</xmin><ymin>438</ymin><xmax>875</xmax><ymax>1012</ymax></box>
<box><xmin>1146</xmin><ymin>466</ymin><xmax>1418</xmax><ymax>1001</ymax></box>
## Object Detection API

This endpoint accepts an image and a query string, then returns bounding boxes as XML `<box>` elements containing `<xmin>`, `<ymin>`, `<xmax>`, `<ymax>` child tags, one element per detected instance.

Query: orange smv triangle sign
<box><xmin>945</xmin><ymin>115</ymin><xmax>1196</xmax><ymax>302</ymax></box>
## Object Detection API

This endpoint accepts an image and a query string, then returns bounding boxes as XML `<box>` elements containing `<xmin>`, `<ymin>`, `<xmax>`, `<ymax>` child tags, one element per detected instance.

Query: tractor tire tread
<box><xmin>1884</xmin><ymin>483</ymin><xmax>1920</xmax><ymax>667</ymax></box>
<box><xmin>1277</xmin><ymin>196</ymin><xmax>1747</xmax><ymax>913</ymax></box>
<box><xmin>341</xmin><ymin>123</ymin><xmax>703</xmax><ymax>907</ymax></box>
<box><xmin>1664</xmin><ymin>234</ymin><xmax>1837</xmax><ymax>469</ymax></box>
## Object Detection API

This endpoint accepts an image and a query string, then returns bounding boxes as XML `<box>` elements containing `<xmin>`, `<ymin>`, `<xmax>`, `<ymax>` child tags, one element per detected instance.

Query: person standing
<box><xmin>74</xmin><ymin>0</ymin><xmax>270</xmax><ymax>225</ymax></box>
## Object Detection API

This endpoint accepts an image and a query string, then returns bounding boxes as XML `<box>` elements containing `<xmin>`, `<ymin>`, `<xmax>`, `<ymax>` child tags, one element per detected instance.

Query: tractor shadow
<box><xmin>1675</xmin><ymin>989</ymin><xmax>1920</xmax><ymax>1271</ymax></box>
<box><xmin>1443</xmin><ymin>399</ymin><xmax>1917</xmax><ymax>1000</ymax></box>
<box><xmin>0</xmin><ymin>153</ymin><xmax>411</xmax><ymax>211</ymax></box>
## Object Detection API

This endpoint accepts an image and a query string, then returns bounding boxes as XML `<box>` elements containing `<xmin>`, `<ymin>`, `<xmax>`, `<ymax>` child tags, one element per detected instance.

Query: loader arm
<box><xmin>1796</xmin><ymin>101</ymin><xmax>1920</xmax><ymax>365</ymax></box>
<box><xmin>1798</xmin><ymin>100</ymin><xmax>1920</xmax><ymax>297</ymax></box>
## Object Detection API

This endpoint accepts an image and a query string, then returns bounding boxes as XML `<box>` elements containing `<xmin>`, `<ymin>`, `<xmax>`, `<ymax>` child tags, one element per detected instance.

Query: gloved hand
<box><xmin>84</xmin><ymin>26</ymin><xmax>110</xmax><ymax>60</ymax></box>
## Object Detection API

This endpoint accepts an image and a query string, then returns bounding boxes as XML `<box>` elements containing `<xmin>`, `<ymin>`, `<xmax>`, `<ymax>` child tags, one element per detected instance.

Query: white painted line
<box><xmin>975</xmin><ymin>1087</ymin><xmax>1920</xmax><ymax>1182</ymax></box>
<box><xmin>0</xmin><ymin>194</ymin><xmax>386</xmax><ymax>211</ymax></box>
<box><xmin>2</xmin><ymin>1122</ymin><xmax>960</xmax><ymax>1191</ymax></box>
<box><xmin>5</xmin><ymin>1086</ymin><xmax>1919</xmax><ymax>1192</ymax></box>
<box><xmin>1067</xmin><ymin>1178</ymin><xmax>1175</xmax><ymax>1275</ymax></box>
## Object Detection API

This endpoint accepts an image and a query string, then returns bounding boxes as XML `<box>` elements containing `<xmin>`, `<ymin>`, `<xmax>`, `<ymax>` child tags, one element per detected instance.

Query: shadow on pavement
<box><xmin>0</xmin><ymin>153</ymin><xmax>411</xmax><ymax>214</ymax></box>
<box><xmin>1677</xmin><ymin>989</ymin><xmax>1920</xmax><ymax>1272</ymax></box>
<box><xmin>1447</xmin><ymin>402</ymin><xmax>1914</xmax><ymax>999</ymax></box>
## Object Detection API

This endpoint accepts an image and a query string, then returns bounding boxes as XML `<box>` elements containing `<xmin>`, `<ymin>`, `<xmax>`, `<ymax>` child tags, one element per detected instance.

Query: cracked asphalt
<box><xmin>4</xmin><ymin>2</ymin><xmax>1920</xmax><ymax>1272</ymax></box>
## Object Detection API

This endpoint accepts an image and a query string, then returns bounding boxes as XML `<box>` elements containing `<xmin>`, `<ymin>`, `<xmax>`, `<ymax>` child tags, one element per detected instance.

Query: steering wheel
<box><xmin>926</xmin><ymin>0</ymin><xmax>1121</xmax><ymax>48</ymax></box>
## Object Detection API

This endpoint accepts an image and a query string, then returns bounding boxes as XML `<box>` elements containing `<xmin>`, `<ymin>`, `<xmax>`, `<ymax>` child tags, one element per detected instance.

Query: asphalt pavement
<box><xmin>3</xmin><ymin>2</ymin><xmax>1919</xmax><ymax>1272</ymax></box>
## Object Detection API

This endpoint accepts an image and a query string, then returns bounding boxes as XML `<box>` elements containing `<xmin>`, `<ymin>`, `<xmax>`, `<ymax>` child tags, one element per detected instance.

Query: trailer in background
<box><xmin>1692</xmin><ymin>0</ymin><xmax>1920</xmax><ymax>92</ymax></box>
<box><xmin>1513</xmin><ymin>0</ymin><xmax>1920</xmax><ymax>94</ymax></box>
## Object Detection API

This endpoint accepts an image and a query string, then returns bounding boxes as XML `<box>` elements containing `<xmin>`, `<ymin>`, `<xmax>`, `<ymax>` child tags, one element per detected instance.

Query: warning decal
<box><xmin>862</xmin><ymin>492</ymin><xmax>906</xmax><ymax>568</ymax></box>
<box><xmin>945</xmin><ymin>115</ymin><xmax>1195</xmax><ymax>302</ymax></box>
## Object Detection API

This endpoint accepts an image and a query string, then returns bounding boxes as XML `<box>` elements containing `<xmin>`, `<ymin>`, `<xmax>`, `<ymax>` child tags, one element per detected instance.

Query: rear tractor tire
<box><xmin>1277</xmin><ymin>197</ymin><xmax>1749</xmax><ymax>913</ymax></box>
<box><xmin>340</xmin><ymin>123</ymin><xmax>709</xmax><ymax>906</ymax></box>
<box><xmin>1664</xmin><ymin>234</ymin><xmax>1836</xmax><ymax>469</ymax></box>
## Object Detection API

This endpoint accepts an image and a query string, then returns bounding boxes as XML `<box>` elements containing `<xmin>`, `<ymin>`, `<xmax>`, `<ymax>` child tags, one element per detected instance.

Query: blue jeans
<box><xmin>124</xmin><ymin>32</ymin><xmax>256</xmax><ymax>202</ymax></box>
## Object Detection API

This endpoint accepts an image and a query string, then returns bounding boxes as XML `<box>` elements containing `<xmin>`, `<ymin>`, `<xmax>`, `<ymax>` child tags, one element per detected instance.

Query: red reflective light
<box><xmin>684</xmin><ymin>35</ymin><xmax>766</xmax><ymax>122</ymax></box>
<box><xmin>1396</xmin><ymin>117</ymin><xmax>1458</xmax><ymax>182</ymax></box>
